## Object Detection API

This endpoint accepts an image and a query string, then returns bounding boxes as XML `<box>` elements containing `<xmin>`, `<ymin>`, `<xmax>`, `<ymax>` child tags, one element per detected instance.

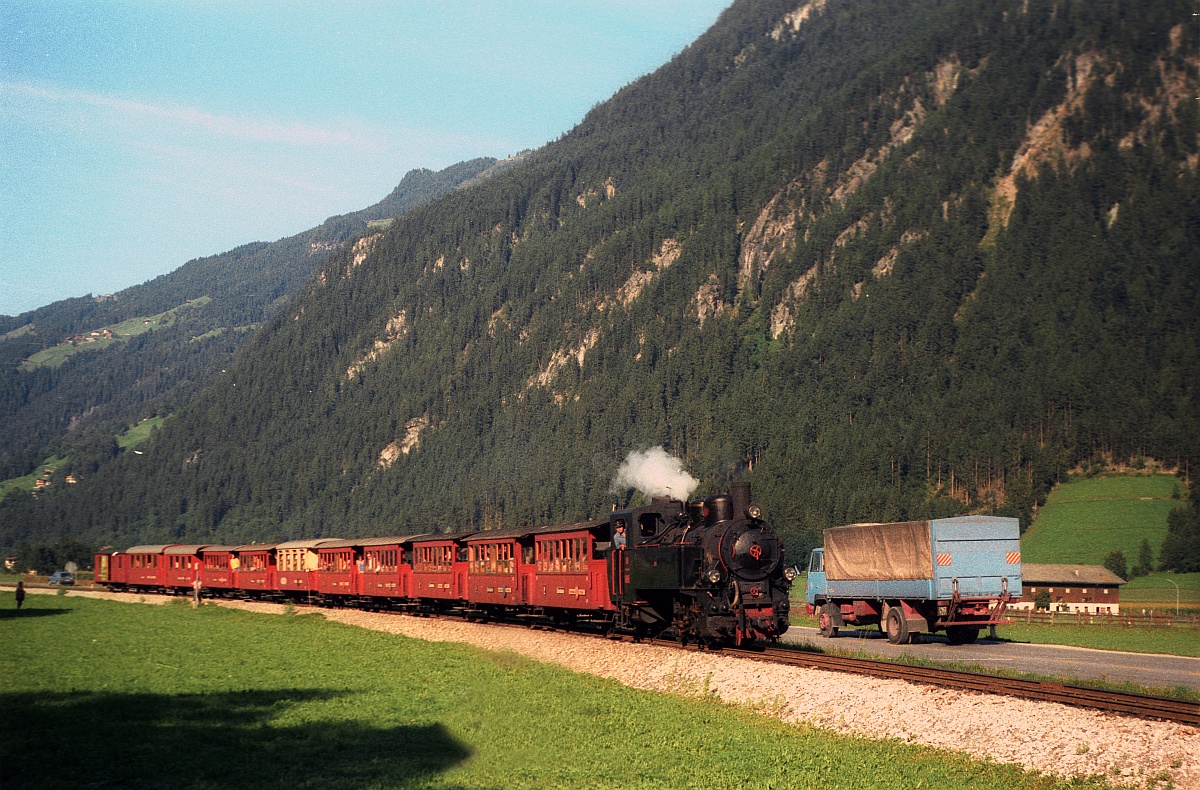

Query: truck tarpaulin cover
<box><xmin>824</xmin><ymin>521</ymin><xmax>934</xmax><ymax>581</ymax></box>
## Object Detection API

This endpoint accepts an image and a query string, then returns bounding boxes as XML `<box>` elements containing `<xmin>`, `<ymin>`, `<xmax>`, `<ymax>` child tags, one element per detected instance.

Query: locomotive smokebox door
<box><xmin>719</xmin><ymin>522</ymin><xmax>782</xmax><ymax>581</ymax></box>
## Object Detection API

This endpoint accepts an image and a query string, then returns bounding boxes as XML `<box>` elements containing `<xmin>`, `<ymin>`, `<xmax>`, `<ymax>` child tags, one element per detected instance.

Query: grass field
<box><xmin>992</xmin><ymin>621</ymin><xmax>1200</xmax><ymax>658</ymax></box>
<box><xmin>1</xmin><ymin>594</ymin><xmax>1106</xmax><ymax>790</ymax></box>
<box><xmin>1120</xmin><ymin>572</ymin><xmax>1200</xmax><ymax>607</ymax></box>
<box><xmin>1020</xmin><ymin>474</ymin><xmax>1183</xmax><ymax>566</ymax></box>
<box><xmin>117</xmin><ymin>417</ymin><xmax>166</xmax><ymax>451</ymax></box>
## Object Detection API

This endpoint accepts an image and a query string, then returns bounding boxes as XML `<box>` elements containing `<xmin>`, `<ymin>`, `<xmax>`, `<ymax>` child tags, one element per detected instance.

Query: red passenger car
<box><xmin>465</xmin><ymin>528</ymin><xmax>524</xmax><ymax>608</ymax></box>
<box><xmin>120</xmin><ymin>545</ymin><xmax>174</xmax><ymax>589</ymax></box>
<box><xmin>316</xmin><ymin>540</ymin><xmax>359</xmax><ymax>598</ymax></box>
<box><xmin>358</xmin><ymin>536</ymin><xmax>420</xmax><ymax>602</ymax></box>
<box><xmin>234</xmin><ymin>544</ymin><xmax>277</xmax><ymax>596</ymax></box>
<box><xmin>410</xmin><ymin>533</ymin><xmax>472</xmax><ymax>607</ymax></box>
<box><xmin>526</xmin><ymin>520</ymin><xmax>614</xmax><ymax>618</ymax></box>
<box><xmin>200</xmin><ymin>545</ymin><xmax>239</xmax><ymax>592</ymax></box>
<box><xmin>162</xmin><ymin>545</ymin><xmax>207</xmax><ymax>591</ymax></box>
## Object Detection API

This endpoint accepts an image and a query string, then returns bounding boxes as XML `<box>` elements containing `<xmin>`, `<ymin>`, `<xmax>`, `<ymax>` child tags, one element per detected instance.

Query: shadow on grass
<box><xmin>0</xmin><ymin>689</ymin><xmax>472</xmax><ymax>790</ymax></box>
<box><xmin>0</xmin><ymin>609</ymin><xmax>69</xmax><ymax>620</ymax></box>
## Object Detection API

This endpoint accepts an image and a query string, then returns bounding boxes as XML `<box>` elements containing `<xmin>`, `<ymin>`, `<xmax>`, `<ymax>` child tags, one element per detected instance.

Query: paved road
<box><xmin>781</xmin><ymin>626</ymin><xmax>1200</xmax><ymax>691</ymax></box>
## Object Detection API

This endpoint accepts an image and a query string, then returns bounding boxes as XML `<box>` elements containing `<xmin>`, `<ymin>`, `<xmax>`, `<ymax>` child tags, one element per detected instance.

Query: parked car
<box><xmin>47</xmin><ymin>571</ymin><xmax>75</xmax><ymax>585</ymax></box>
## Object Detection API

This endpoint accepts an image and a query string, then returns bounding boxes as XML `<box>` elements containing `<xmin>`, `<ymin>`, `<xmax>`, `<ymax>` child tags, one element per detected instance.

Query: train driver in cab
<box><xmin>613</xmin><ymin>520</ymin><xmax>627</xmax><ymax>549</ymax></box>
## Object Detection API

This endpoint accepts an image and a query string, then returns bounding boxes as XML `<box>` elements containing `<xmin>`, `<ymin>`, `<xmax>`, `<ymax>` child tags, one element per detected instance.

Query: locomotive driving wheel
<box><xmin>818</xmin><ymin>603</ymin><xmax>839</xmax><ymax>638</ymax></box>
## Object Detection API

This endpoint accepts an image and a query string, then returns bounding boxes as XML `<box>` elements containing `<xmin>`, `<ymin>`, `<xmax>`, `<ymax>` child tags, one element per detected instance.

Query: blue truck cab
<box><xmin>805</xmin><ymin>516</ymin><xmax>1021</xmax><ymax>644</ymax></box>
<box><xmin>805</xmin><ymin>547</ymin><xmax>826</xmax><ymax>606</ymax></box>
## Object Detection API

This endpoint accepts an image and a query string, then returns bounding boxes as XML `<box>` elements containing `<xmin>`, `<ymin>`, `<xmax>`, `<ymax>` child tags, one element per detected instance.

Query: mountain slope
<box><xmin>5</xmin><ymin>0</ymin><xmax>1197</xmax><ymax>558</ymax></box>
<box><xmin>0</xmin><ymin>158</ymin><xmax>504</xmax><ymax>483</ymax></box>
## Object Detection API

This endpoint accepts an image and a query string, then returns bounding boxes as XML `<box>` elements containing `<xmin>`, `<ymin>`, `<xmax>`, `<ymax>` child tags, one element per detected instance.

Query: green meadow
<box><xmin>1119</xmin><ymin>572</ymin><xmax>1200</xmax><ymax>607</ymax></box>
<box><xmin>118</xmin><ymin>417</ymin><xmax>166</xmax><ymax>452</ymax></box>
<box><xmin>1</xmin><ymin>594</ymin><xmax>1105</xmax><ymax>790</ymax></box>
<box><xmin>1020</xmin><ymin>474</ymin><xmax>1183</xmax><ymax>566</ymax></box>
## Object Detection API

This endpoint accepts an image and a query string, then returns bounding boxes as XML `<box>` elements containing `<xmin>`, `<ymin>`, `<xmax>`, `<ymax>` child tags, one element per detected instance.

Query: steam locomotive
<box><xmin>95</xmin><ymin>482</ymin><xmax>793</xmax><ymax>646</ymax></box>
<box><xmin>611</xmin><ymin>481</ymin><xmax>793</xmax><ymax>645</ymax></box>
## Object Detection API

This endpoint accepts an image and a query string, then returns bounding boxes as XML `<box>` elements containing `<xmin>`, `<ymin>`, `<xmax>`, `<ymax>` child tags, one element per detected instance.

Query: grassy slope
<box><xmin>117</xmin><ymin>417</ymin><xmax>166</xmax><ymax>452</ymax></box>
<box><xmin>1021</xmin><ymin>474</ymin><xmax>1183</xmax><ymax>565</ymax></box>
<box><xmin>0</xmin><ymin>594</ymin><xmax>1097</xmax><ymax>790</ymax></box>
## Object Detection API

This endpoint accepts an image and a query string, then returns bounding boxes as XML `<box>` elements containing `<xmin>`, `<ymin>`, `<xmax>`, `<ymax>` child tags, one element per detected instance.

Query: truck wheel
<box><xmin>818</xmin><ymin>604</ymin><xmax>839</xmax><ymax>638</ymax></box>
<box><xmin>885</xmin><ymin>607</ymin><xmax>910</xmax><ymax>645</ymax></box>
<box><xmin>946</xmin><ymin>626</ymin><xmax>980</xmax><ymax>645</ymax></box>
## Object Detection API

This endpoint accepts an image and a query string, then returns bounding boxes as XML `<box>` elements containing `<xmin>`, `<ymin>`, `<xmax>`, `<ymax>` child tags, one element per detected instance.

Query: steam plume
<box><xmin>610</xmin><ymin>447</ymin><xmax>699</xmax><ymax>501</ymax></box>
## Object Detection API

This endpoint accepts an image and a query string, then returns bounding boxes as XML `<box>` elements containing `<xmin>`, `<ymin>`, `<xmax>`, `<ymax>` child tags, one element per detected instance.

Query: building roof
<box><xmin>1022</xmin><ymin>563</ymin><xmax>1126</xmax><ymax>586</ymax></box>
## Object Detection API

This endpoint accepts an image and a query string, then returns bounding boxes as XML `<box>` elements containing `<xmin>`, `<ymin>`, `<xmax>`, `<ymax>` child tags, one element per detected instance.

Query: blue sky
<box><xmin>0</xmin><ymin>1</ymin><xmax>730</xmax><ymax>317</ymax></box>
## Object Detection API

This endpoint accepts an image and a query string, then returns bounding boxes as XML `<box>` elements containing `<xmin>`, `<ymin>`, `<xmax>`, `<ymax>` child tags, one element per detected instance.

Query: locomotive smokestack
<box><xmin>732</xmin><ymin>481</ymin><xmax>751</xmax><ymax>518</ymax></box>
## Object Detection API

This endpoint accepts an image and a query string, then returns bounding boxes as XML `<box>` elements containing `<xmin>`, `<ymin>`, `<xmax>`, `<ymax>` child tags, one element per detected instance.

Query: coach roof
<box><xmin>317</xmin><ymin>536</ymin><xmax>424</xmax><ymax>549</ymax></box>
<box><xmin>408</xmin><ymin>532</ymin><xmax>476</xmax><ymax>543</ymax></box>
<box><xmin>275</xmin><ymin>538</ymin><xmax>341</xmax><ymax>550</ymax></box>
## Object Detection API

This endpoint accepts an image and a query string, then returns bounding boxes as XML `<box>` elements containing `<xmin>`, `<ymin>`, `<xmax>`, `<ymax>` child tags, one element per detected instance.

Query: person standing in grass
<box><xmin>192</xmin><ymin>576</ymin><xmax>202</xmax><ymax>608</ymax></box>
<box><xmin>15</xmin><ymin>581</ymin><xmax>25</xmax><ymax>609</ymax></box>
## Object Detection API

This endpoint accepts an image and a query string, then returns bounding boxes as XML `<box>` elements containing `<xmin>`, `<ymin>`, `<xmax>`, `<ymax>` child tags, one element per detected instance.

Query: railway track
<box><xmin>718</xmin><ymin>643</ymin><xmax>1200</xmax><ymax>726</ymax></box>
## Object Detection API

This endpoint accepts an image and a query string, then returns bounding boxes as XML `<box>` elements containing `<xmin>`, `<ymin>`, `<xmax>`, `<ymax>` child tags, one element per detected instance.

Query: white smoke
<box><xmin>610</xmin><ymin>446</ymin><xmax>699</xmax><ymax>501</ymax></box>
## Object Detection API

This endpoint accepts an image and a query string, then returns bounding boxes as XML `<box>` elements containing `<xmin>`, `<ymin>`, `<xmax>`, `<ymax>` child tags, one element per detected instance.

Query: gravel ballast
<box><xmin>31</xmin><ymin>588</ymin><xmax>1200</xmax><ymax>786</ymax></box>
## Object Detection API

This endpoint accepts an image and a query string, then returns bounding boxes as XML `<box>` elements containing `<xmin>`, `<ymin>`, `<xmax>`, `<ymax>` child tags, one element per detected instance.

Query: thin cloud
<box><xmin>1</xmin><ymin>81</ymin><xmax>372</xmax><ymax>148</ymax></box>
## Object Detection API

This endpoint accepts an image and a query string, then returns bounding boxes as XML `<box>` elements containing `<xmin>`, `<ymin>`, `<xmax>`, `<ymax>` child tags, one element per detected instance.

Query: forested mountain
<box><xmin>0</xmin><ymin>157</ymin><xmax>504</xmax><ymax>483</ymax></box>
<box><xmin>4</xmin><ymin>0</ymin><xmax>1197</xmax><ymax>565</ymax></box>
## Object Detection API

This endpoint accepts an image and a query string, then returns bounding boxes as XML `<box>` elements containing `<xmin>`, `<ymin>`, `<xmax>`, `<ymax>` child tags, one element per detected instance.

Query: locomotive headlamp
<box><xmin>747</xmin><ymin>505</ymin><xmax>762</xmax><ymax>520</ymax></box>
<box><xmin>783</xmin><ymin>566</ymin><xmax>797</xmax><ymax>581</ymax></box>
<box><xmin>707</xmin><ymin>569</ymin><xmax>723</xmax><ymax>584</ymax></box>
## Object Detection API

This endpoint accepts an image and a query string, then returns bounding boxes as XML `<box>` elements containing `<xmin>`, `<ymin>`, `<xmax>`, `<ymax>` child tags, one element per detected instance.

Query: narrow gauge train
<box><xmin>94</xmin><ymin>483</ymin><xmax>794</xmax><ymax>646</ymax></box>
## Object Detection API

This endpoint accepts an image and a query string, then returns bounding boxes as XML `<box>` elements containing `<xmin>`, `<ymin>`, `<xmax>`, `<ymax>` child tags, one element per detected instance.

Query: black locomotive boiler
<box><xmin>608</xmin><ymin>482</ymin><xmax>794</xmax><ymax>645</ymax></box>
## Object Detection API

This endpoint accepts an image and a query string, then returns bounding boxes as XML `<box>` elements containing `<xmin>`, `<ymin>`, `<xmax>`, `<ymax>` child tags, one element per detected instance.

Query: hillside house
<box><xmin>1012</xmin><ymin>564</ymin><xmax>1126</xmax><ymax>614</ymax></box>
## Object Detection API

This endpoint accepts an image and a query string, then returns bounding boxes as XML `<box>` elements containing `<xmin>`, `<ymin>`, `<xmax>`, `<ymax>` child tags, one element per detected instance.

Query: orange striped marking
<box><xmin>936</xmin><ymin>553</ymin><xmax>952</xmax><ymax>566</ymax></box>
<box><xmin>1006</xmin><ymin>551</ymin><xmax>1021</xmax><ymax>564</ymax></box>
